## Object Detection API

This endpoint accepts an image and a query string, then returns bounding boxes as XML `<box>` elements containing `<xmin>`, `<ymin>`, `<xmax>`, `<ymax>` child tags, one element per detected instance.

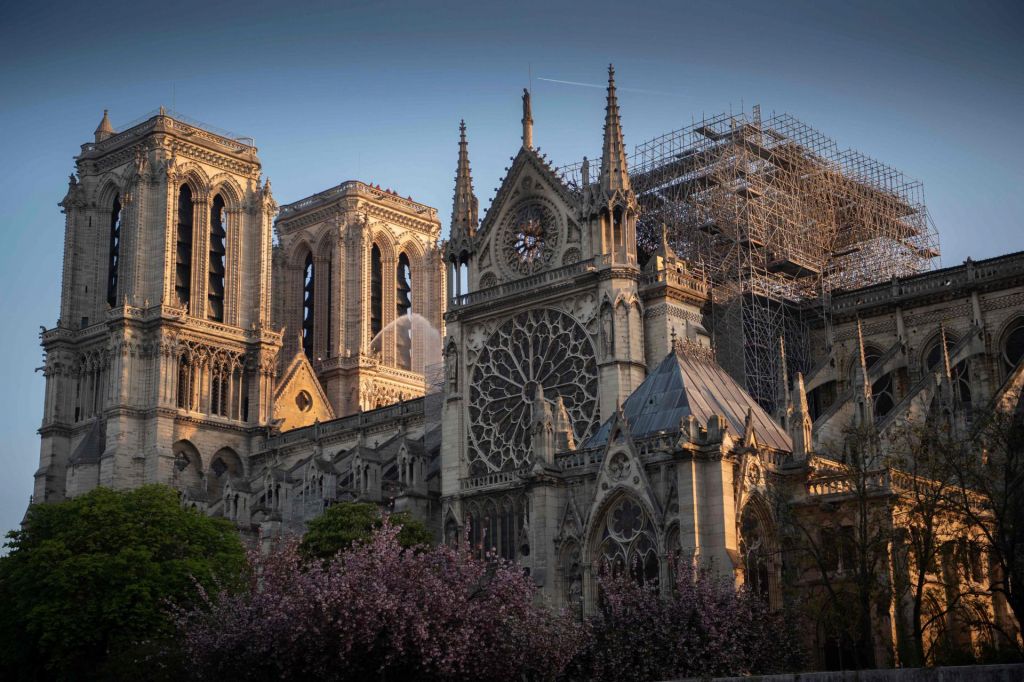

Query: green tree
<box><xmin>0</xmin><ymin>484</ymin><xmax>246</xmax><ymax>680</ymax></box>
<box><xmin>300</xmin><ymin>502</ymin><xmax>433</xmax><ymax>560</ymax></box>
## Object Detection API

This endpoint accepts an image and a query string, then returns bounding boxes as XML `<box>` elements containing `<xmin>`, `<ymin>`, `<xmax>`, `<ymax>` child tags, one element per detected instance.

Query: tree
<box><xmin>299</xmin><ymin>501</ymin><xmax>434</xmax><ymax>560</ymax></box>
<box><xmin>779</xmin><ymin>424</ymin><xmax>894</xmax><ymax>670</ymax></box>
<box><xmin>568</xmin><ymin>562</ymin><xmax>802</xmax><ymax>681</ymax></box>
<box><xmin>0</xmin><ymin>484</ymin><xmax>246</xmax><ymax>680</ymax></box>
<box><xmin>947</xmin><ymin>407</ymin><xmax>1024</xmax><ymax>651</ymax></box>
<box><xmin>886</xmin><ymin>420</ymin><xmax>985</xmax><ymax>666</ymax></box>
<box><xmin>178</xmin><ymin>522</ymin><xmax>584</xmax><ymax>681</ymax></box>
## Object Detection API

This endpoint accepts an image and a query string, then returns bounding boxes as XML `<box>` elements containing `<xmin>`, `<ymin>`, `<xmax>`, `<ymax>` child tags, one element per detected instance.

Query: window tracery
<box><xmin>501</xmin><ymin>201</ymin><xmax>560</xmax><ymax>276</ymax></box>
<box><xmin>595</xmin><ymin>496</ymin><xmax>659</xmax><ymax>585</ymax></box>
<box><xmin>1001</xmin><ymin>318</ymin><xmax>1024</xmax><ymax>374</ymax></box>
<box><xmin>468</xmin><ymin>308</ymin><xmax>598</xmax><ymax>471</ymax></box>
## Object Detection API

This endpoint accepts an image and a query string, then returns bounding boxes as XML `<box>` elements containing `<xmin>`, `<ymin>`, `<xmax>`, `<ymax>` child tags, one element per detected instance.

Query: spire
<box><xmin>790</xmin><ymin>372</ymin><xmax>813</xmax><ymax>460</ymax></box>
<box><xmin>521</xmin><ymin>88</ymin><xmax>533</xmax><ymax>149</ymax></box>
<box><xmin>94</xmin><ymin>109</ymin><xmax>114</xmax><ymax>142</ymax></box>
<box><xmin>939</xmin><ymin>323</ymin><xmax>953</xmax><ymax>381</ymax></box>
<box><xmin>643</xmin><ymin>222</ymin><xmax>680</xmax><ymax>273</ymax></box>
<box><xmin>776</xmin><ymin>336</ymin><xmax>792</xmax><ymax>428</ymax></box>
<box><xmin>451</xmin><ymin>120</ymin><xmax>478</xmax><ymax>237</ymax></box>
<box><xmin>600</xmin><ymin>64</ymin><xmax>630</xmax><ymax>194</ymax></box>
<box><xmin>855</xmin><ymin>318</ymin><xmax>874</xmax><ymax>427</ymax></box>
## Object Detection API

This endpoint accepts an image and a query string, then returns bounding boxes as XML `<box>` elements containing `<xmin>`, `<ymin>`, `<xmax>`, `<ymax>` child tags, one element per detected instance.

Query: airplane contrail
<box><xmin>536</xmin><ymin>77</ymin><xmax>678</xmax><ymax>97</ymax></box>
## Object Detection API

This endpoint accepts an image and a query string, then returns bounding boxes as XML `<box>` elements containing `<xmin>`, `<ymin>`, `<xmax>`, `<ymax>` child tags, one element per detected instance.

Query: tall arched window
<box><xmin>208</xmin><ymin>194</ymin><xmax>226</xmax><ymax>322</ymax></box>
<box><xmin>1002</xmin><ymin>318</ymin><xmax>1024</xmax><ymax>375</ymax></box>
<box><xmin>396</xmin><ymin>252</ymin><xmax>412</xmax><ymax>369</ymax></box>
<box><xmin>106</xmin><ymin>194</ymin><xmax>122</xmax><ymax>307</ymax></box>
<box><xmin>595</xmin><ymin>494</ymin><xmax>659</xmax><ymax>585</ymax></box>
<box><xmin>175</xmin><ymin>185</ymin><xmax>194</xmax><ymax>309</ymax></box>
<box><xmin>370</xmin><ymin>244</ymin><xmax>383</xmax><ymax>339</ymax></box>
<box><xmin>302</xmin><ymin>252</ymin><xmax>315</xmax><ymax>360</ymax></box>
<box><xmin>177</xmin><ymin>355</ymin><xmax>193</xmax><ymax>410</ymax></box>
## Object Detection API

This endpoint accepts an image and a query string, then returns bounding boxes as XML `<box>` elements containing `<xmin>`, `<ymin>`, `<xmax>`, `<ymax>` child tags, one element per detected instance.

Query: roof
<box><xmin>585</xmin><ymin>346</ymin><xmax>792</xmax><ymax>451</ymax></box>
<box><xmin>68</xmin><ymin>418</ymin><xmax>106</xmax><ymax>465</ymax></box>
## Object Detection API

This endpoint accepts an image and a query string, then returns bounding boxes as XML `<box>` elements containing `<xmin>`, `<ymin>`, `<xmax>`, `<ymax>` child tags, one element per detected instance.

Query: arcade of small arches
<box><xmin>170</xmin><ymin>439</ymin><xmax>243</xmax><ymax>501</ymax></box>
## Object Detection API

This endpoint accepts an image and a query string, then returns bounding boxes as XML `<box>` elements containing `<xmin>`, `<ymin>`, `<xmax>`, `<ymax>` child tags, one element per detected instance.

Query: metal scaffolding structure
<box><xmin>561</xmin><ymin>108</ymin><xmax>939</xmax><ymax>412</ymax></box>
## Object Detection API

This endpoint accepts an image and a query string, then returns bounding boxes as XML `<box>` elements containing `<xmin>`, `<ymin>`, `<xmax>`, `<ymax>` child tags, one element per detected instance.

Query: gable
<box><xmin>273</xmin><ymin>351</ymin><xmax>335</xmax><ymax>432</ymax></box>
<box><xmin>473</xmin><ymin>147</ymin><xmax>582</xmax><ymax>286</ymax></box>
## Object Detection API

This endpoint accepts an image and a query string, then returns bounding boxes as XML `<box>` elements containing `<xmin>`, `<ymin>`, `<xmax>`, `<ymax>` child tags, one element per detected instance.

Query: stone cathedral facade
<box><xmin>33</xmin><ymin>69</ymin><xmax>1023</xmax><ymax>666</ymax></box>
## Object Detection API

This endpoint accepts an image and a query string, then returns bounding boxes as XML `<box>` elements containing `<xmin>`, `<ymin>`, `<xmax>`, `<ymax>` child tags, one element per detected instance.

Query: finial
<box><xmin>608</xmin><ymin>63</ymin><xmax>615</xmax><ymax>82</ymax></box>
<box><xmin>94</xmin><ymin>109</ymin><xmax>115</xmax><ymax>142</ymax></box>
<box><xmin>521</xmin><ymin>88</ymin><xmax>534</xmax><ymax>149</ymax></box>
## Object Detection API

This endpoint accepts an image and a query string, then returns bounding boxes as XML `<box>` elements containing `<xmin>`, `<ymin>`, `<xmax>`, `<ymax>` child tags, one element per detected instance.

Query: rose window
<box><xmin>503</xmin><ymin>201</ymin><xmax>559</xmax><ymax>275</ymax></box>
<box><xmin>468</xmin><ymin>308</ymin><xmax>598</xmax><ymax>472</ymax></box>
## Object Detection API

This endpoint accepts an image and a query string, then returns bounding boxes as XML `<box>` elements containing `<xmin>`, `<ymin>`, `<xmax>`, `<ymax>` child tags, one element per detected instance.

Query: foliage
<box><xmin>0</xmin><ymin>484</ymin><xmax>246</xmax><ymax>680</ymax></box>
<box><xmin>567</xmin><ymin>562</ymin><xmax>802</xmax><ymax>681</ymax></box>
<box><xmin>946</xmin><ymin>408</ymin><xmax>1024</xmax><ymax>656</ymax></box>
<box><xmin>299</xmin><ymin>501</ymin><xmax>433</xmax><ymax>560</ymax></box>
<box><xmin>178</xmin><ymin>522</ymin><xmax>585</xmax><ymax>681</ymax></box>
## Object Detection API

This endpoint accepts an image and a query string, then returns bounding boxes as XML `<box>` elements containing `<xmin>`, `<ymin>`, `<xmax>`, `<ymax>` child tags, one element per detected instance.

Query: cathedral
<box><xmin>34</xmin><ymin>67</ymin><xmax>1024</xmax><ymax>667</ymax></box>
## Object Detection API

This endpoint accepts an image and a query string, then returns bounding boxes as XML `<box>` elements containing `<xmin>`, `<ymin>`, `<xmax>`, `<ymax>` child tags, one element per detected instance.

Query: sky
<box><xmin>0</xmin><ymin>0</ymin><xmax>1022</xmax><ymax>539</ymax></box>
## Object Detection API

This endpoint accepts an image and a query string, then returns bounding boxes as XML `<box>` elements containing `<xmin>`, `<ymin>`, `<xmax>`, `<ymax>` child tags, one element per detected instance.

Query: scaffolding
<box><xmin>561</xmin><ymin>108</ymin><xmax>939</xmax><ymax>412</ymax></box>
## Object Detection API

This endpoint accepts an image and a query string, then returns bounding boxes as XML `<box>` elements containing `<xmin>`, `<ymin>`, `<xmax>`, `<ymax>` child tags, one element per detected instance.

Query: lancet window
<box><xmin>595</xmin><ymin>495</ymin><xmax>659</xmax><ymax>585</ymax></box>
<box><xmin>370</xmin><ymin>244</ymin><xmax>383</xmax><ymax>339</ymax></box>
<box><xmin>208</xmin><ymin>194</ymin><xmax>226</xmax><ymax>322</ymax></box>
<box><xmin>106</xmin><ymin>194</ymin><xmax>121</xmax><ymax>307</ymax></box>
<box><xmin>175</xmin><ymin>185</ymin><xmax>194</xmax><ymax>309</ymax></box>
<box><xmin>396</xmin><ymin>252</ymin><xmax>412</xmax><ymax>369</ymax></box>
<box><xmin>302</xmin><ymin>252</ymin><xmax>315</xmax><ymax>360</ymax></box>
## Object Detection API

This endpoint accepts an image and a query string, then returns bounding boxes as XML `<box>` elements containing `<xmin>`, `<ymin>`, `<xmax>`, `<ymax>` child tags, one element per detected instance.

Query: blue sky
<box><xmin>1</xmin><ymin>0</ymin><xmax>1022</xmax><ymax>537</ymax></box>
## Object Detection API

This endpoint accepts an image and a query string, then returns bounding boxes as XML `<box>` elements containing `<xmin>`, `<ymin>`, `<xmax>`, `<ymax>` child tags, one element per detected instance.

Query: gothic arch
<box><xmin>371</xmin><ymin>231</ymin><xmax>397</xmax><ymax>265</ymax></box>
<box><xmin>996</xmin><ymin>314</ymin><xmax>1024</xmax><ymax>376</ymax></box>
<box><xmin>171</xmin><ymin>439</ymin><xmax>204</xmax><ymax>492</ymax></box>
<box><xmin>207</xmin><ymin>446</ymin><xmax>242</xmax><ymax>499</ymax></box>
<box><xmin>919</xmin><ymin>328</ymin><xmax>960</xmax><ymax>370</ymax></box>
<box><xmin>739</xmin><ymin>493</ymin><xmax>780</xmax><ymax>606</ymax></box>
<box><xmin>94</xmin><ymin>177</ymin><xmax>123</xmax><ymax>209</ymax></box>
<box><xmin>208</xmin><ymin>174</ymin><xmax>244</xmax><ymax>210</ymax></box>
<box><xmin>287</xmin><ymin>238</ymin><xmax>316</xmax><ymax>269</ymax></box>
<box><xmin>175</xmin><ymin>165</ymin><xmax>212</xmax><ymax>201</ymax></box>
<box><xmin>314</xmin><ymin>229</ymin><xmax>336</xmax><ymax>260</ymax></box>
<box><xmin>585</xmin><ymin>487</ymin><xmax>662</xmax><ymax>583</ymax></box>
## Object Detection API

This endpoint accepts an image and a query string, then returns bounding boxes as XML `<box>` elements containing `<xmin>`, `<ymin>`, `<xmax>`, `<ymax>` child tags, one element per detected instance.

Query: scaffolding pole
<box><xmin>560</xmin><ymin>109</ymin><xmax>939</xmax><ymax>412</ymax></box>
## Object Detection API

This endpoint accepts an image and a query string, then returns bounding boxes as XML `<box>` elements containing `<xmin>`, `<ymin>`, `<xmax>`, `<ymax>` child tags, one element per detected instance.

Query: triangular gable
<box><xmin>477</xmin><ymin>146</ymin><xmax>575</xmax><ymax>239</ymax></box>
<box><xmin>555</xmin><ymin>493</ymin><xmax>585</xmax><ymax>544</ymax></box>
<box><xmin>273</xmin><ymin>350</ymin><xmax>335</xmax><ymax>432</ymax></box>
<box><xmin>585</xmin><ymin>410</ymin><xmax>663</xmax><ymax>530</ymax></box>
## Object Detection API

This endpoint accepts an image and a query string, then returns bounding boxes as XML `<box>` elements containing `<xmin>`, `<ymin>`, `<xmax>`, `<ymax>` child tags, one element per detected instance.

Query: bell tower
<box><xmin>37</xmin><ymin>109</ymin><xmax>281</xmax><ymax>503</ymax></box>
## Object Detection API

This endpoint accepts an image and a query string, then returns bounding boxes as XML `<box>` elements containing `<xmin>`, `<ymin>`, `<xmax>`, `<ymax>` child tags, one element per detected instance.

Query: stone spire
<box><xmin>854</xmin><ymin>318</ymin><xmax>874</xmax><ymax>427</ymax></box>
<box><xmin>790</xmin><ymin>372</ymin><xmax>813</xmax><ymax>460</ymax></box>
<box><xmin>94</xmin><ymin>109</ymin><xmax>114</xmax><ymax>142</ymax></box>
<box><xmin>600</xmin><ymin>64</ymin><xmax>630</xmax><ymax>195</ymax></box>
<box><xmin>521</xmin><ymin>88</ymin><xmax>534</xmax><ymax>149</ymax></box>
<box><xmin>531</xmin><ymin>383</ymin><xmax>554</xmax><ymax>465</ymax></box>
<box><xmin>776</xmin><ymin>335</ymin><xmax>791</xmax><ymax>427</ymax></box>
<box><xmin>451</xmin><ymin>120</ymin><xmax>478</xmax><ymax>238</ymax></box>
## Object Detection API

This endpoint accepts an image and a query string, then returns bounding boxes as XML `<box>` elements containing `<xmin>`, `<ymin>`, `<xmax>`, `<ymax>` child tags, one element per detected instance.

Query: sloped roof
<box><xmin>586</xmin><ymin>347</ymin><xmax>792</xmax><ymax>451</ymax></box>
<box><xmin>69</xmin><ymin>418</ymin><xmax>106</xmax><ymax>465</ymax></box>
